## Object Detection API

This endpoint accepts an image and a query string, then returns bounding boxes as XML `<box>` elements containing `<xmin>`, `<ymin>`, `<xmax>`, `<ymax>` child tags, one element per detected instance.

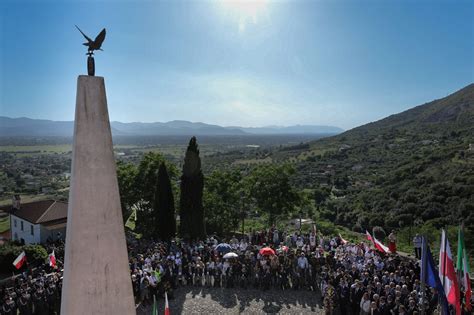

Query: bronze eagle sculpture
<box><xmin>75</xmin><ymin>25</ymin><xmax>106</xmax><ymax>56</ymax></box>
<box><xmin>75</xmin><ymin>25</ymin><xmax>106</xmax><ymax>76</ymax></box>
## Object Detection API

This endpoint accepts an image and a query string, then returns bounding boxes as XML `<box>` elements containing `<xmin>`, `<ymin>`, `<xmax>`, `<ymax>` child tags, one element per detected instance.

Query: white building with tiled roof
<box><xmin>2</xmin><ymin>196</ymin><xmax>67</xmax><ymax>244</ymax></box>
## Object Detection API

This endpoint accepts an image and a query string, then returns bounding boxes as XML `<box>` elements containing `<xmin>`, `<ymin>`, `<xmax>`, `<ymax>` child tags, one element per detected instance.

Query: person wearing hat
<box><xmin>2</xmin><ymin>295</ymin><xmax>16</xmax><ymax>315</ymax></box>
<box><xmin>33</xmin><ymin>285</ymin><xmax>47</xmax><ymax>315</ymax></box>
<box><xmin>18</xmin><ymin>291</ymin><xmax>32</xmax><ymax>315</ymax></box>
<box><xmin>46</xmin><ymin>283</ymin><xmax>57</xmax><ymax>315</ymax></box>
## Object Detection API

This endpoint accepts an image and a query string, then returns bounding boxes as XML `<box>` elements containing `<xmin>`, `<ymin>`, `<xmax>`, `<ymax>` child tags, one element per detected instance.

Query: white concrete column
<box><xmin>61</xmin><ymin>76</ymin><xmax>135</xmax><ymax>315</ymax></box>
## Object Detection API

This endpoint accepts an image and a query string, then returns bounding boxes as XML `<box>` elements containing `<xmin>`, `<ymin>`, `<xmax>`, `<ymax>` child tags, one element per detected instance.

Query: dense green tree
<box><xmin>179</xmin><ymin>137</ymin><xmax>205</xmax><ymax>239</ymax></box>
<box><xmin>245</xmin><ymin>164</ymin><xmax>301</xmax><ymax>225</ymax></box>
<box><xmin>117</xmin><ymin>152</ymin><xmax>177</xmax><ymax>238</ymax></box>
<box><xmin>203</xmin><ymin>169</ymin><xmax>243</xmax><ymax>235</ymax></box>
<box><xmin>154</xmin><ymin>163</ymin><xmax>176</xmax><ymax>240</ymax></box>
<box><xmin>116</xmin><ymin>161</ymin><xmax>139</xmax><ymax>220</ymax></box>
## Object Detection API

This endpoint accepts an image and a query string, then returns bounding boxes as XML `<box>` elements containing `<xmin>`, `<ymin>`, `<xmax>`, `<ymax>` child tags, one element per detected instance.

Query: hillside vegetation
<box><xmin>280</xmin><ymin>84</ymin><xmax>473</xmax><ymax>241</ymax></box>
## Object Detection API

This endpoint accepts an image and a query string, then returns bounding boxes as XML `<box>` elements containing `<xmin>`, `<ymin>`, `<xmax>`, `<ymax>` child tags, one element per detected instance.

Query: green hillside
<box><xmin>281</xmin><ymin>84</ymin><xmax>474</xmax><ymax>241</ymax></box>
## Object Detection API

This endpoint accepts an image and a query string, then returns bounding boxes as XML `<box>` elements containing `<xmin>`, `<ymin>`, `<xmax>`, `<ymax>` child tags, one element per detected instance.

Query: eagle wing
<box><xmin>75</xmin><ymin>25</ymin><xmax>93</xmax><ymax>43</ymax></box>
<box><xmin>94</xmin><ymin>28</ymin><xmax>106</xmax><ymax>48</ymax></box>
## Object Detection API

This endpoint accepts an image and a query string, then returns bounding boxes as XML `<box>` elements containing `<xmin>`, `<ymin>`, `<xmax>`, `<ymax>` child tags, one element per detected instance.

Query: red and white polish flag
<box><xmin>373</xmin><ymin>236</ymin><xmax>390</xmax><ymax>254</ymax></box>
<box><xmin>49</xmin><ymin>250</ymin><xmax>56</xmax><ymax>268</ymax></box>
<box><xmin>439</xmin><ymin>229</ymin><xmax>461</xmax><ymax>315</ymax></box>
<box><xmin>366</xmin><ymin>230</ymin><xmax>390</xmax><ymax>254</ymax></box>
<box><xmin>13</xmin><ymin>251</ymin><xmax>26</xmax><ymax>269</ymax></box>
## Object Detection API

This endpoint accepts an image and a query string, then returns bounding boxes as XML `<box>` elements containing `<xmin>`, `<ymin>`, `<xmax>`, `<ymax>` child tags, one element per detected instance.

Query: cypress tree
<box><xmin>179</xmin><ymin>136</ymin><xmax>205</xmax><ymax>239</ymax></box>
<box><xmin>154</xmin><ymin>163</ymin><xmax>176</xmax><ymax>241</ymax></box>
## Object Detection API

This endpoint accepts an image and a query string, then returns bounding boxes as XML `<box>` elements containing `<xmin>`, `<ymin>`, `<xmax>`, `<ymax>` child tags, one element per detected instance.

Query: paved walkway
<box><xmin>137</xmin><ymin>286</ymin><xmax>324</xmax><ymax>314</ymax></box>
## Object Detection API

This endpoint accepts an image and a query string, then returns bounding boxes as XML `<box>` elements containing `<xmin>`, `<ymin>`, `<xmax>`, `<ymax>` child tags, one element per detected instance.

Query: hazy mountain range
<box><xmin>0</xmin><ymin>117</ymin><xmax>343</xmax><ymax>137</ymax></box>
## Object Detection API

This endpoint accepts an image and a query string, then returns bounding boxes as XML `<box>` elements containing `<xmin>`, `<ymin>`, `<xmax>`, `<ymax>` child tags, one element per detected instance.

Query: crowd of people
<box><xmin>0</xmin><ymin>242</ymin><xmax>64</xmax><ymax>315</ymax></box>
<box><xmin>0</xmin><ymin>228</ymin><xmax>470</xmax><ymax>315</ymax></box>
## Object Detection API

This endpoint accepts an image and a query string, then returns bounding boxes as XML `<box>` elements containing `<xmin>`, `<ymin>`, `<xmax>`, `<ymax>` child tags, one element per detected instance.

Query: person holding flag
<box><xmin>456</xmin><ymin>225</ymin><xmax>471</xmax><ymax>312</ymax></box>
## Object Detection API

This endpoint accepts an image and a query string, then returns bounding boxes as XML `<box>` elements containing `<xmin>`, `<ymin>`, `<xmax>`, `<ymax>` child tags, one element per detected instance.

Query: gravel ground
<box><xmin>137</xmin><ymin>287</ymin><xmax>324</xmax><ymax>314</ymax></box>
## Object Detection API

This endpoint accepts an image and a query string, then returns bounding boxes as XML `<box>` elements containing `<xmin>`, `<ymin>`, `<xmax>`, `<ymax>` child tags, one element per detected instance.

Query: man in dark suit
<box><xmin>351</xmin><ymin>280</ymin><xmax>364</xmax><ymax>315</ymax></box>
<box><xmin>338</xmin><ymin>279</ymin><xmax>351</xmax><ymax>315</ymax></box>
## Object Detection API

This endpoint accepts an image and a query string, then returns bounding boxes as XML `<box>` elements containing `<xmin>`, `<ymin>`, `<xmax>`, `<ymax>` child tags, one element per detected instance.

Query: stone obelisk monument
<box><xmin>60</xmin><ymin>75</ymin><xmax>135</xmax><ymax>314</ymax></box>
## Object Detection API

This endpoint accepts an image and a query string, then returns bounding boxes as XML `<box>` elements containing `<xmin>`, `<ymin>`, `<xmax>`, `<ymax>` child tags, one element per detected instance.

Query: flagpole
<box><xmin>420</xmin><ymin>236</ymin><xmax>426</xmax><ymax>315</ymax></box>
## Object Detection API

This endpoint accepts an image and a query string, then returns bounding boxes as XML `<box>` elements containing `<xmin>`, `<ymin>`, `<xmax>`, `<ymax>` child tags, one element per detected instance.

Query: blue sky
<box><xmin>0</xmin><ymin>0</ymin><xmax>472</xmax><ymax>130</ymax></box>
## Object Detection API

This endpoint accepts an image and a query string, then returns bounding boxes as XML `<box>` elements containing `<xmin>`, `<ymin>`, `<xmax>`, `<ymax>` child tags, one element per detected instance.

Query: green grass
<box><xmin>0</xmin><ymin>195</ymin><xmax>49</xmax><ymax>207</ymax></box>
<box><xmin>0</xmin><ymin>145</ymin><xmax>72</xmax><ymax>154</ymax></box>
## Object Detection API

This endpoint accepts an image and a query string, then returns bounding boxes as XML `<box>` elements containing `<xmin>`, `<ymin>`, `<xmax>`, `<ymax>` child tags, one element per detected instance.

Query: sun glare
<box><xmin>218</xmin><ymin>0</ymin><xmax>269</xmax><ymax>33</ymax></box>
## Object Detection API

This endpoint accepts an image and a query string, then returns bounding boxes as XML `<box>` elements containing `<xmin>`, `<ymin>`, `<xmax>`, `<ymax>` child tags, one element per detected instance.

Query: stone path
<box><xmin>137</xmin><ymin>286</ymin><xmax>324</xmax><ymax>314</ymax></box>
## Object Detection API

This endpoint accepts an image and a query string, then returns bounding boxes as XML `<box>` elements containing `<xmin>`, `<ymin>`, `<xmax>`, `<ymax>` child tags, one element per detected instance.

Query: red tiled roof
<box><xmin>6</xmin><ymin>200</ymin><xmax>68</xmax><ymax>224</ymax></box>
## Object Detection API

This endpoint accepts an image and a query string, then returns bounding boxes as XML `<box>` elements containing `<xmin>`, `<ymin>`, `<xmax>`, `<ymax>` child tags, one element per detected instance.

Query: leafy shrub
<box><xmin>0</xmin><ymin>242</ymin><xmax>47</xmax><ymax>273</ymax></box>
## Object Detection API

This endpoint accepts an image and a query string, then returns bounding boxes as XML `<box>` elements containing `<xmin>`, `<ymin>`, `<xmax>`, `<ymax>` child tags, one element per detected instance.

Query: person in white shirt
<box><xmin>297</xmin><ymin>253</ymin><xmax>308</xmax><ymax>270</ymax></box>
<box><xmin>413</xmin><ymin>234</ymin><xmax>422</xmax><ymax>259</ymax></box>
<box><xmin>296</xmin><ymin>236</ymin><xmax>304</xmax><ymax>248</ymax></box>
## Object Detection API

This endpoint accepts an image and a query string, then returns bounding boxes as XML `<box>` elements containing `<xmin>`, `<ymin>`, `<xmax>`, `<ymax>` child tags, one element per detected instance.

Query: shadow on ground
<box><xmin>137</xmin><ymin>286</ymin><xmax>323</xmax><ymax>314</ymax></box>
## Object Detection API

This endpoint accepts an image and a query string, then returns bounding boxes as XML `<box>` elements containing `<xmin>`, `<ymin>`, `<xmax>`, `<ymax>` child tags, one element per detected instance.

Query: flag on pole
<box><xmin>373</xmin><ymin>236</ymin><xmax>390</xmax><ymax>254</ymax></box>
<box><xmin>125</xmin><ymin>207</ymin><xmax>137</xmax><ymax>230</ymax></box>
<box><xmin>49</xmin><ymin>250</ymin><xmax>56</xmax><ymax>268</ymax></box>
<box><xmin>164</xmin><ymin>291</ymin><xmax>170</xmax><ymax>315</ymax></box>
<box><xmin>456</xmin><ymin>225</ymin><xmax>471</xmax><ymax>311</ymax></box>
<box><xmin>421</xmin><ymin>236</ymin><xmax>449</xmax><ymax>315</ymax></box>
<box><xmin>151</xmin><ymin>294</ymin><xmax>157</xmax><ymax>315</ymax></box>
<box><xmin>439</xmin><ymin>229</ymin><xmax>461</xmax><ymax>315</ymax></box>
<box><xmin>13</xmin><ymin>251</ymin><xmax>26</xmax><ymax>269</ymax></box>
<box><xmin>366</xmin><ymin>230</ymin><xmax>390</xmax><ymax>253</ymax></box>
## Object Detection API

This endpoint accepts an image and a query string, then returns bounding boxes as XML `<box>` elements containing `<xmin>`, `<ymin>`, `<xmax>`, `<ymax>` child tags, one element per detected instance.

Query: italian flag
<box><xmin>439</xmin><ymin>229</ymin><xmax>461</xmax><ymax>315</ymax></box>
<box><xmin>13</xmin><ymin>251</ymin><xmax>26</xmax><ymax>269</ymax></box>
<box><xmin>456</xmin><ymin>226</ymin><xmax>471</xmax><ymax>311</ymax></box>
<box><xmin>49</xmin><ymin>250</ymin><xmax>56</xmax><ymax>268</ymax></box>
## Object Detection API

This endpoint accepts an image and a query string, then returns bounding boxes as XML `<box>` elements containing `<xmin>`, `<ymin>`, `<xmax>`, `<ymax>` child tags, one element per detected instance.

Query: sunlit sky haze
<box><xmin>0</xmin><ymin>0</ymin><xmax>473</xmax><ymax>130</ymax></box>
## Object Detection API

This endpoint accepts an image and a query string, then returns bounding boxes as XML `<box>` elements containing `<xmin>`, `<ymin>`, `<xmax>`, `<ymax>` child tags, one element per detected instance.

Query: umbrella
<box><xmin>215</xmin><ymin>243</ymin><xmax>232</xmax><ymax>253</ymax></box>
<box><xmin>278</xmin><ymin>245</ymin><xmax>289</xmax><ymax>252</ymax></box>
<box><xmin>259</xmin><ymin>247</ymin><xmax>276</xmax><ymax>256</ymax></box>
<box><xmin>223</xmin><ymin>252</ymin><xmax>238</xmax><ymax>259</ymax></box>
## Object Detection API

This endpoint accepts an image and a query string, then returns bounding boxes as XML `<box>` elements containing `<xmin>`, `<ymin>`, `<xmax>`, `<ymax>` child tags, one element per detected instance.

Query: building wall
<box><xmin>40</xmin><ymin>225</ymin><xmax>66</xmax><ymax>243</ymax></box>
<box><xmin>10</xmin><ymin>215</ymin><xmax>41</xmax><ymax>244</ymax></box>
